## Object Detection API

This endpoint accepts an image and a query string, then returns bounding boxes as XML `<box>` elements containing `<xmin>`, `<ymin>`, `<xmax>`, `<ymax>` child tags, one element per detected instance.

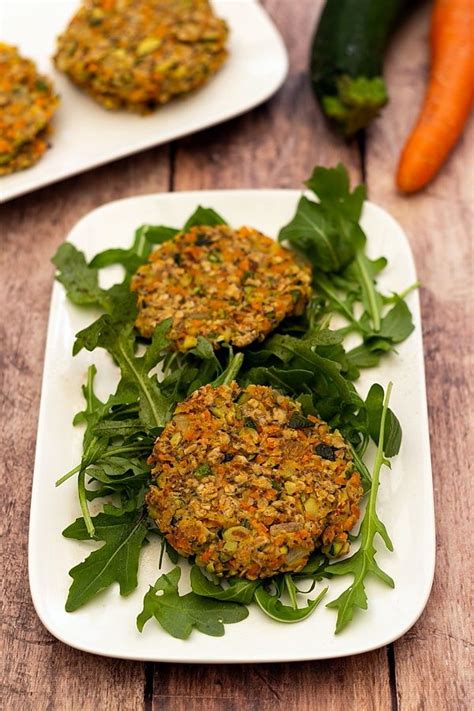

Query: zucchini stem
<box><xmin>323</xmin><ymin>76</ymin><xmax>388</xmax><ymax>137</ymax></box>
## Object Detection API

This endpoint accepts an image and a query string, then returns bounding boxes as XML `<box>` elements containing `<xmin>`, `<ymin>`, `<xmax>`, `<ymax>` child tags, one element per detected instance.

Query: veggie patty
<box><xmin>131</xmin><ymin>224</ymin><xmax>312</xmax><ymax>350</ymax></box>
<box><xmin>0</xmin><ymin>43</ymin><xmax>59</xmax><ymax>175</ymax></box>
<box><xmin>147</xmin><ymin>382</ymin><xmax>363</xmax><ymax>579</ymax></box>
<box><xmin>54</xmin><ymin>0</ymin><xmax>228</xmax><ymax>112</ymax></box>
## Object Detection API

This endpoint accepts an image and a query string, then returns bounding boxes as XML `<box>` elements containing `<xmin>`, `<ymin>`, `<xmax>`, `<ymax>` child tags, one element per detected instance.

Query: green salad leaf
<box><xmin>365</xmin><ymin>383</ymin><xmax>402</xmax><ymax>457</ymax></box>
<box><xmin>279</xmin><ymin>164</ymin><xmax>365</xmax><ymax>273</ymax></box>
<box><xmin>64</xmin><ymin>510</ymin><xmax>148</xmax><ymax>612</ymax></box>
<box><xmin>52</xmin><ymin>243</ymin><xmax>110</xmax><ymax>309</ymax></box>
<box><xmin>90</xmin><ymin>224</ymin><xmax>179</xmax><ymax>274</ymax></box>
<box><xmin>255</xmin><ymin>582</ymin><xmax>328</xmax><ymax>623</ymax></box>
<box><xmin>378</xmin><ymin>299</ymin><xmax>415</xmax><ymax>343</ymax></box>
<box><xmin>137</xmin><ymin>567</ymin><xmax>248</xmax><ymax>639</ymax></box>
<box><xmin>190</xmin><ymin>566</ymin><xmax>260</xmax><ymax>604</ymax></box>
<box><xmin>260</xmin><ymin>333</ymin><xmax>355</xmax><ymax>401</ymax></box>
<box><xmin>325</xmin><ymin>383</ymin><xmax>395</xmax><ymax>633</ymax></box>
<box><xmin>279</xmin><ymin>164</ymin><xmax>417</xmax><ymax>369</ymax></box>
<box><xmin>184</xmin><ymin>205</ymin><xmax>228</xmax><ymax>229</ymax></box>
<box><xmin>76</xmin><ymin>319</ymin><xmax>171</xmax><ymax>429</ymax></box>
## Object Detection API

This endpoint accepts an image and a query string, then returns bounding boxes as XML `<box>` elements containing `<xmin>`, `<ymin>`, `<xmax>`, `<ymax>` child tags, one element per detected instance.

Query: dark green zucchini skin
<box><xmin>310</xmin><ymin>0</ymin><xmax>411</xmax><ymax>135</ymax></box>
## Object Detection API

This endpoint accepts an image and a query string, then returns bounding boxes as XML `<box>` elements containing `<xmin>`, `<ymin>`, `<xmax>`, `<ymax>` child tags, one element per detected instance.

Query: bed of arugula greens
<box><xmin>52</xmin><ymin>164</ymin><xmax>417</xmax><ymax>640</ymax></box>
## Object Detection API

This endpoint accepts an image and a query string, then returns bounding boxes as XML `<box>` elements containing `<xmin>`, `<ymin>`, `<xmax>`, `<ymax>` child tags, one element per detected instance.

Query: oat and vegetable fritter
<box><xmin>54</xmin><ymin>0</ymin><xmax>229</xmax><ymax>112</ymax></box>
<box><xmin>131</xmin><ymin>224</ymin><xmax>312</xmax><ymax>350</ymax></box>
<box><xmin>147</xmin><ymin>383</ymin><xmax>363</xmax><ymax>579</ymax></box>
<box><xmin>0</xmin><ymin>43</ymin><xmax>59</xmax><ymax>175</ymax></box>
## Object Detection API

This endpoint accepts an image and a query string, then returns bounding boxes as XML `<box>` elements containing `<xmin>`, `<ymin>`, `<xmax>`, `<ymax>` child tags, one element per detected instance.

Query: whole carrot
<box><xmin>396</xmin><ymin>0</ymin><xmax>474</xmax><ymax>193</ymax></box>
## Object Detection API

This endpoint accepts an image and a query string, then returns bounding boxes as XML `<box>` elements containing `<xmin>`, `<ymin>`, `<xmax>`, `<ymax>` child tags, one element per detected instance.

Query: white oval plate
<box><xmin>0</xmin><ymin>0</ymin><xmax>287</xmax><ymax>203</ymax></box>
<box><xmin>29</xmin><ymin>190</ymin><xmax>435</xmax><ymax>662</ymax></box>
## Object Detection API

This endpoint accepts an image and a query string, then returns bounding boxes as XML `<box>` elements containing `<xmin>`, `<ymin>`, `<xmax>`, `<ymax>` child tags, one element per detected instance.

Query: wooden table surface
<box><xmin>1</xmin><ymin>2</ymin><xmax>472</xmax><ymax>709</ymax></box>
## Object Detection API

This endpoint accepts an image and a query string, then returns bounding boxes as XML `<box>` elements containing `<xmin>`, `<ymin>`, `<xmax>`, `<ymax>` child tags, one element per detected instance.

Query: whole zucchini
<box><xmin>310</xmin><ymin>0</ymin><xmax>411</xmax><ymax>136</ymax></box>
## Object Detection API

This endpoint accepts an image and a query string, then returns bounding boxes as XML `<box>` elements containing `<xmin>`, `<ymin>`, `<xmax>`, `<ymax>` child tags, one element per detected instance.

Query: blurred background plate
<box><xmin>1</xmin><ymin>0</ymin><xmax>288</xmax><ymax>202</ymax></box>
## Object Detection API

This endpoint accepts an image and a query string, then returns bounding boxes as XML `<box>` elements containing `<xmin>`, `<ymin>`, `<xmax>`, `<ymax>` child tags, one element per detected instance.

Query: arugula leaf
<box><xmin>262</xmin><ymin>334</ymin><xmax>355</xmax><ymax>401</ymax></box>
<box><xmin>90</xmin><ymin>224</ymin><xmax>179</xmax><ymax>274</ymax></box>
<box><xmin>73</xmin><ymin>365</ymin><xmax>109</xmax><ymax>535</ymax></box>
<box><xmin>165</xmin><ymin>541</ymin><xmax>179</xmax><ymax>565</ymax></box>
<box><xmin>64</xmin><ymin>510</ymin><xmax>148</xmax><ymax>612</ymax></box>
<box><xmin>352</xmin><ymin>253</ymin><xmax>384</xmax><ymax>332</ymax></box>
<box><xmin>297</xmin><ymin>553</ymin><xmax>328</xmax><ymax>577</ymax></box>
<box><xmin>304</xmin><ymin>164</ymin><xmax>365</xmax><ymax>221</ymax></box>
<box><xmin>241</xmin><ymin>366</ymin><xmax>315</xmax><ymax>392</ymax></box>
<box><xmin>137</xmin><ymin>224</ymin><xmax>180</xmax><ymax>245</ymax></box>
<box><xmin>183</xmin><ymin>206</ymin><xmax>228</xmax><ymax>229</ymax></box>
<box><xmin>279</xmin><ymin>165</ymin><xmax>366</xmax><ymax>273</ymax></box>
<box><xmin>53</xmin><ymin>243</ymin><xmax>109</xmax><ymax>308</ymax></box>
<box><xmin>137</xmin><ymin>567</ymin><xmax>248</xmax><ymax>638</ymax></box>
<box><xmin>211</xmin><ymin>351</ymin><xmax>244</xmax><ymax>388</ymax></box>
<box><xmin>87</xmin><ymin>455</ymin><xmax>149</xmax><ymax>482</ymax></box>
<box><xmin>255</xmin><ymin>583</ymin><xmax>328</xmax><ymax>623</ymax></box>
<box><xmin>346</xmin><ymin>341</ymin><xmax>391</xmax><ymax>369</ymax></box>
<box><xmin>87</xmin><ymin>205</ymin><xmax>226</xmax><ymax>278</ymax></box>
<box><xmin>277</xmin><ymin>164</ymin><xmax>417</xmax><ymax>372</ymax></box>
<box><xmin>189</xmin><ymin>336</ymin><xmax>222</xmax><ymax>374</ymax></box>
<box><xmin>344</xmin><ymin>255</ymin><xmax>388</xmax><ymax>281</ymax></box>
<box><xmin>325</xmin><ymin>383</ymin><xmax>395</xmax><ymax>633</ymax></box>
<box><xmin>190</xmin><ymin>566</ymin><xmax>260</xmax><ymax>604</ymax></box>
<box><xmin>278</xmin><ymin>197</ymin><xmax>352</xmax><ymax>273</ymax></box>
<box><xmin>92</xmin><ymin>420</ymin><xmax>146</xmax><ymax>438</ymax></box>
<box><xmin>365</xmin><ymin>383</ymin><xmax>402</xmax><ymax>457</ymax></box>
<box><xmin>56</xmin><ymin>371</ymin><xmax>108</xmax><ymax>489</ymax></box>
<box><xmin>76</xmin><ymin>320</ymin><xmax>170</xmax><ymax>429</ymax></box>
<box><xmin>378</xmin><ymin>300</ymin><xmax>415</xmax><ymax>343</ymax></box>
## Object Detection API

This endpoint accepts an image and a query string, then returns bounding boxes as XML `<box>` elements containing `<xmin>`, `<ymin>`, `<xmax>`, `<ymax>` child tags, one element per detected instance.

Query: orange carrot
<box><xmin>396</xmin><ymin>0</ymin><xmax>474</xmax><ymax>193</ymax></box>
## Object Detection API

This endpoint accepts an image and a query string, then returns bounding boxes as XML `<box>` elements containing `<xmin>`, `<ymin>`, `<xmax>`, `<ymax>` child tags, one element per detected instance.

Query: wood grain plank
<box><xmin>365</xmin><ymin>4</ymin><xmax>474</xmax><ymax>710</ymax></box>
<box><xmin>153</xmin><ymin>656</ymin><xmax>392</xmax><ymax>711</ymax></box>
<box><xmin>0</xmin><ymin>149</ymin><xmax>170</xmax><ymax>711</ymax></box>
<box><xmin>173</xmin><ymin>0</ymin><xmax>359</xmax><ymax>191</ymax></box>
<box><xmin>152</xmin><ymin>2</ymin><xmax>391</xmax><ymax>709</ymax></box>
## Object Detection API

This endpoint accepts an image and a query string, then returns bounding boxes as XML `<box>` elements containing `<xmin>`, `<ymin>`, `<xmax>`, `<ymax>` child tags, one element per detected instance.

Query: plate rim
<box><xmin>28</xmin><ymin>189</ymin><xmax>436</xmax><ymax>662</ymax></box>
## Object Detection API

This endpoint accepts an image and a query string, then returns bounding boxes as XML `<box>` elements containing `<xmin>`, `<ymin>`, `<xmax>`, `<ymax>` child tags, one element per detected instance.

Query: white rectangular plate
<box><xmin>1</xmin><ymin>0</ymin><xmax>287</xmax><ymax>203</ymax></box>
<box><xmin>29</xmin><ymin>190</ymin><xmax>435</xmax><ymax>662</ymax></box>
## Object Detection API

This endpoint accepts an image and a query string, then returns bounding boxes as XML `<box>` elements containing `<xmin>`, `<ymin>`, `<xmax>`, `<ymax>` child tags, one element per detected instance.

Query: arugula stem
<box><xmin>56</xmin><ymin>463</ymin><xmax>81</xmax><ymax>487</ymax></box>
<box><xmin>163</xmin><ymin>351</ymin><xmax>178</xmax><ymax>376</ymax></box>
<box><xmin>293</xmin><ymin>579</ymin><xmax>317</xmax><ymax>595</ymax></box>
<box><xmin>368</xmin><ymin>382</ymin><xmax>392</xmax><ymax>519</ymax></box>
<box><xmin>84</xmin><ymin>365</ymin><xmax>97</xmax><ymax>405</ymax></box>
<box><xmin>55</xmin><ymin>443</ymin><xmax>151</xmax><ymax>487</ymax></box>
<box><xmin>117</xmin><ymin>341</ymin><xmax>163</xmax><ymax>428</ymax></box>
<box><xmin>106</xmin><ymin>443</ymin><xmax>152</xmax><ymax>456</ymax></box>
<box><xmin>158</xmin><ymin>538</ymin><xmax>166</xmax><ymax>569</ymax></box>
<box><xmin>326</xmin><ymin>382</ymin><xmax>394</xmax><ymax>633</ymax></box>
<box><xmin>392</xmin><ymin>281</ymin><xmax>420</xmax><ymax>302</ymax></box>
<box><xmin>284</xmin><ymin>575</ymin><xmax>298</xmax><ymax>610</ymax></box>
<box><xmin>318</xmin><ymin>314</ymin><xmax>332</xmax><ymax>331</ymax></box>
<box><xmin>357</xmin><ymin>383</ymin><xmax>392</xmax><ymax>547</ymax></box>
<box><xmin>355</xmin><ymin>252</ymin><xmax>380</xmax><ymax>331</ymax></box>
<box><xmin>135</xmin><ymin>228</ymin><xmax>149</xmax><ymax>258</ymax></box>
<box><xmin>316</xmin><ymin>277</ymin><xmax>360</xmax><ymax>327</ymax></box>
<box><xmin>78</xmin><ymin>469</ymin><xmax>95</xmax><ymax>537</ymax></box>
<box><xmin>349</xmin><ymin>444</ymin><xmax>371</xmax><ymax>487</ymax></box>
<box><xmin>217</xmin><ymin>353</ymin><xmax>244</xmax><ymax>386</ymax></box>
